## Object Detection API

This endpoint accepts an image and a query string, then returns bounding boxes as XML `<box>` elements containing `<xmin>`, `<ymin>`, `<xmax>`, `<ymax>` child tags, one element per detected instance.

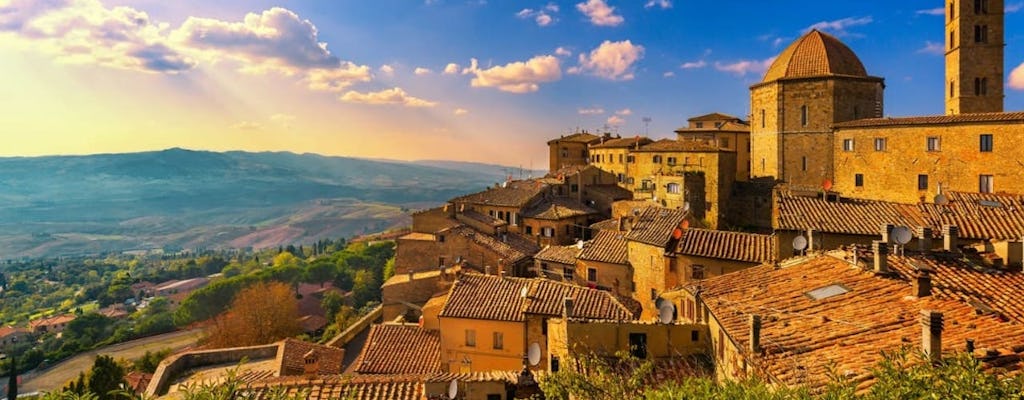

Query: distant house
<box><xmin>98</xmin><ymin>304</ymin><xmax>130</xmax><ymax>320</ymax></box>
<box><xmin>0</xmin><ymin>326</ymin><xmax>31</xmax><ymax>349</ymax></box>
<box><xmin>28</xmin><ymin>314</ymin><xmax>76</xmax><ymax>334</ymax></box>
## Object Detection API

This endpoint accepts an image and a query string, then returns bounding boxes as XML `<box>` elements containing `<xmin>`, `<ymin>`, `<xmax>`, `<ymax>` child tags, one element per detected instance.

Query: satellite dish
<box><xmin>683</xmin><ymin>202</ymin><xmax>691</xmax><ymax>213</ymax></box>
<box><xmin>527</xmin><ymin>342</ymin><xmax>541</xmax><ymax>366</ymax></box>
<box><xmin>658</xmin><ymin>303</ymin><xmax>675</xmax><ymax>324</ymax></box>
<box><xmin>520</xmin><ymin>286</ymin><xmax>529</xmax><ymax>298</ymax></box>
<box><xmin>823</xmin><ymin>179</ymin><xmax>833</xmax><ymax>192</ymax></box>
<box><xmin>448</xmin><ymin>380</ymin><xmax>458</xmax><ymax>399</ymax></box>
<box><xmin>792</xmin><ymin>235</ymin><xmax>809</xmax><ymax>252</ymax></box>
<box><xmin>576</xmin><ymin>240</ymin><xmax>585</xmax><ymax>250</ymax></box>
<box><xmin>892</xmin><ymin>226</ymin><xmax>912</xmax><ymax>245</ymax></box>
<box><xmin>934</xmin><ymin>194</ymin><xmax>950</xmax><ymax>205</ymax></box>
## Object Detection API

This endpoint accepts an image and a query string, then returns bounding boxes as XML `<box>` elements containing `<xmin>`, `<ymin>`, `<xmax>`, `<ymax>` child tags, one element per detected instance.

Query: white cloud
<box><xmin>545</xmin><ymin>3</ymin><xmax>559</xmax><ymax>12</ymax></box>
<box><xmin>340</xmin><ymin>87</ymin><xmax>437</xmax><ymax>107</ymax></box>
<box><xmin>680</xmin><ymin>60</ymin><xmax>707</xmax><ymax>69</ymax></box>
<box><xmin>568</xmin><ymin>40</ymin><xmax>644</xmax><ymax>80</ymax></box>
<box><xmin>772</xmin><ymin>37</ymin><xmax>787</xmax><ymax>48</ymax></box>
<box><xmin>1009</xmin><ymin>62</ymin><xmax>1024</xmax><ymax>90</ymax></box>
<box><xmin>803</xmin><ymin>16</ymin><xmax>873</xmax><ymax>37</ymax></box>
<box><xmin>644</xmin><ymin>0</ymin><xmax>671</xmax><ymax>9</ymax></box>
<box><xmin>535</xmin><ymin>13</ymin><xmax>554</xmax><ymax>26</ymax></box>
<box><xmin>305</xmin><ymin>63</ymin><xmax>372</xmax><ymax>91</ymax></box>
<box><xmin>414</xmin><ymin>67</ymin><xmax>432</xmax><ymax>75</ymax></box>
<box><xmin>555</xmin><ymin>47</ymin><xmax>572</xmax><ymax>57</ymax></box>
<box><xmin>270</xmin><ymin>113</ymin><xmax>296</xmax><ymax>128</ymax></box>
<box><xmin>443</xmin><ymin>63</ymin><xmax>460</xmax><ymax>74</ymax></box>
<box><xmin>0</xmin><ymin>0</ymin><xmax>195</xmax><ymax>73</ymax></box>
<box><xmin>1009</xmin><ymin>2</ymin><xmax>1024</xmax><ymax>12</ymax></box>
<box><xmin>615</xmin><ymin>108</ymin><xmax>631</xmax><ymax>116</ymax></box>
<box><xmin>576</xmin><ymin>0</ymin><xmax>623</xmax><ymax>27</ymax></box>
<box><xmin>606</xmin><ymin>115</ymin><xmax>625</xmax><ymax>126</ymax></box>
<box><xmin>663</xmin><ymin>71</ymin><xmax>675</xmax><ymax>77</ymax></box>
<box><xmin>463</xmin><ymin>55</ymin><xmax>562</xmax><ymax>93</ymax></box>
<box><xmin>915</xmin><ymin>7</ymin><xmax>944</xmax><ymax>16</ymax></box>
<box><xmin>453</xmin><ymin>108</ymin><xmax>469</xmax><ymax>116</ymax></box>
<box><xmin>379</xmin><ymin>64</ymin><xmax>395</xmax><ymax>76</ymax></box>
<box><xmin>917</xmin><ymin>41</ymin><xmax>945</xmax><ymax>55</ymax></box>
<box><xmin>578</xmin><ymin>107</ymin><xmax>605</xmax><ymax>115</ymax></box>
<box><xmin>714</xmin><ymin>57</ymin><xmax>776</xmax><ymax>76</ymax></box>
<box><xmin>517</xmin><ymin>5</ymin><xmax>558</xmax><ymax>27</ymax></box>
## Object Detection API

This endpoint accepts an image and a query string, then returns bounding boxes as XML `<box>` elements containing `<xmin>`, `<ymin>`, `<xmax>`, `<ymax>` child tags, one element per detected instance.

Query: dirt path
<box><xmin>18</xmin><ymin>329</ymin><xmax>204</xmax><ymax>393</ymax></box>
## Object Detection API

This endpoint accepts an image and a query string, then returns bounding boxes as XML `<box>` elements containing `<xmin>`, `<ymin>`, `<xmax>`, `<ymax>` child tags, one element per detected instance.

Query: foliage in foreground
<box><xmin>540</xmin><ymin>349</ymin><xmax>1024</xmax><ymax>400</ymax></box>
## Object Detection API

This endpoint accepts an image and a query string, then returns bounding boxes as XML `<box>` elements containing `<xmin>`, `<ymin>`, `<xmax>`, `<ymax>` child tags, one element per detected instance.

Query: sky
<box><xmin>2</xmin><ymin>0</ymin><xmax>1024</xmax><ymax>167</ymax></box>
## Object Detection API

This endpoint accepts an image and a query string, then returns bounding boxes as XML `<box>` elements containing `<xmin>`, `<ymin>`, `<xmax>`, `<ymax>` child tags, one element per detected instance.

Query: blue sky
<box><xmin>2</xmin><ymin>0</ymin><xmax>1023</xmax><ymax>166</ymax></box>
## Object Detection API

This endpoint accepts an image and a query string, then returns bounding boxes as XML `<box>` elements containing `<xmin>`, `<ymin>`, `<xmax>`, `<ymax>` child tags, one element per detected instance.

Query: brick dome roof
<box><xmin>762</xmin><ymin>30</ymin><xmax>868</xmax><ymax>82</ymax></box>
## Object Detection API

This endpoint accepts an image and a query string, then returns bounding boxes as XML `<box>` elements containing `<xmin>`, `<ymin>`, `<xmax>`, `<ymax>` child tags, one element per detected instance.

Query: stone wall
<box><xmin>325</xmin><ymin>305</ymin><xmax>383</xmax><ymax>348</ymax></box>
<box><xmin>146</xmin><ymin>343</ymin><xmax>281</xmax><ymax>396</ymax></box>
<box><xmin>381</xmin><ymin>270</ymin><xmax>454</xmax><ymax>321</ymax></box>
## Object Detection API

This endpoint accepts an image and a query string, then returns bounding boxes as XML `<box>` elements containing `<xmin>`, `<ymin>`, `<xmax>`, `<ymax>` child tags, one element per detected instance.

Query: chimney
<box><xmin>408</xmin><ymin>271</ymin><xmax>414</xmax><ymax>280</ymax></box>
<box><xmin>499</xmin><ymin>270</ymin><xmax>506</xmax><ymax>279</ymax></box>
<box><xmin>1004</xmin><ymin>240</ymin><xmax>1023</xmax><ymax>271</ymax></box>
<box><xmin>943</xmin><ymin>225</ymin><xmax>959</xmax><ymax>252</ymax></box>
<box><xmin>562</xmin><ymin>297</ymin><xmax>575</xmax><ymax>319</ymax></box>
<box><xmin>485</xmin><ymin>265</ymin><xmax>494</xmax><ymax>275</ymax></box>
<box><xmin>921</xmin><ymin>310</ymin><xmax>944</xmax><ymax>362</ymax></box>
<box><xmin>873</xmin><ymin>240</ymin><xmax>889</xmax><ymax>273</ymax></box>
<box><xmin>303</xmin><ymin>350</ymin><xmax>320</xmax><ymax>376</ymax></box>
<box><xmin>618</xmin><ymin>216</ymin><xmax>627</xmax><ymax>231</ymax></box>
<box><xmin>881</xmin><ymin>223</ymin><xmax>895</xmax><ymax>243</ymax></box>
<box><xmin>806</xmin><ymin>229</ymin><xmax>817</xmax><ymax>252</ymax></box>
<box><xmin>749</xmin><ymin>314</ymin><xmax>762</xmax><ymax>354</ymax></box>
<box><xmin>916</xmin><ymin>227</ymin><xmax>933</xmax><ymax>251</ymax></box>
<box><xmin>913</xmin><ymin>270</ymin><xmax>932</xmax><ymax>297</ymax></box>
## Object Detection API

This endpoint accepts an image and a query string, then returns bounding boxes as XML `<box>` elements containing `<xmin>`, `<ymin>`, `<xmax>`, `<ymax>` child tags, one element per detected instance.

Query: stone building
<box><xmin>946</xmin><ymin>0</ymin><xmax>1004</xmax><ymax>114</ymax></box>
<box><xmin>588</xmin><ymin>136</ymin><xmax>653</xmax><ymax>189</ymax></box>
<box><xmin>675</xmin><ymin>112</ymin><xmax>751</xmax><ymax>182</ymax></box>
<box><xmin>546</xmin><ymin>131</ymin><xmax>605</xmax><ymax>172</ymax></box>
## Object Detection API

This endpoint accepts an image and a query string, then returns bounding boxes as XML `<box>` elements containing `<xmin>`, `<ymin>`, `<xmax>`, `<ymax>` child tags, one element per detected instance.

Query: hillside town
<box><xmin>5</xmin><ymin>2</ymin><xmax>1024</xmax><ymax>400</ymax></box>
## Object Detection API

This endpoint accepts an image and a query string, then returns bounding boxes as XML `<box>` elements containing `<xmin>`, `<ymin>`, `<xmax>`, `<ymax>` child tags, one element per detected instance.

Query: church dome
<box><xmin>762</xmin><ymin>30</ymin><xmax>868</xmax><ymax>83</ymax></box>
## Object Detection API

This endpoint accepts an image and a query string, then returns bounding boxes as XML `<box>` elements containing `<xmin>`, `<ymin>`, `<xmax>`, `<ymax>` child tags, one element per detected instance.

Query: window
<box><xmin>525</xmin><ymin>226</ymin><xmax>533</xmax><ymax>235</ymax></box>
<box><xmin>691</xmin><ymin>330</ymin><xmax>699</xmax><ymax>342</ymax></box>
<box><xmin>692</xmin><ymin>265</ymin><xmax>705</xmax><ymax>280</ymax></box>
<box><xmin>565</xmin><ymin>225</ymin><xmax>571</xmax><ymax>235</ymax></box>
<box><xmin>540</xmin><ymin>262</ymin><xmax>549</xmax><ymax>273</ymax></box>
<box><xmin>465</xmin><ymin>329</ymin><xmax>476</xmax><ymax>347</ymax></box>
<box><xmin>492</xmin><ymin>332</ymin><xmax>504</xmax><ymax>350</ymax></box>
<box><xmin>927</xmin><ymin>136</ymin><xmax>941</xmax><ymax>151</ymax></box>
<box><xmin>950</xmin><ymin>79</ymin><xmax>955</xmax><ymax>97</ymax></box>
<box><xmin>975</xmin><ymin>77</ymin><xmax>988</xmax><ymax>95</ymax></box>
<box><xmin>580</xmin><ymin>149</ymin><xmax>587</xmax><ymax>157</ymax></box>
<box><xmin>975</xmin><ymin>0</ymin><xmax>988</xmax><ymax>14</ymax></box>
<box><xmin>761</xmin><ymin>158</ymin><xmax>766</xmax><ymax>171</ymax></box>
<box><xmin>974</xmin><ymin>25</ymin><xmax>988</xmax><ymax>43</ymax></box>
<box><xmin>874</xmin><ymin>138</ymin><xmax>887</xmax><ymax>152</ymax></box>
<box><xmin>438</xmin><ymin>235</ymin><xmax>445</xmax><ymax>243</ymax></box>
<box><xmin>439</xmin><ymin>257</ymin><xmax>446</xmax><ymax>267</ymax></box>
<box><xmin>626</xmin><ymin>155</ymin><xmax>635</xmax><ymax>163</ymax></box>
<box><xmin>551</xmin><ymin>356</ymin><xmax>560</xmax><ymax>372</ymax></box>
<box><xmin>801</xmin><ymin>156</ymin><xmax>807</xmax><ymax>172</ymax></box>
<box><xmin>918</xmin><ymin>174</ymin><xmax>929</xmax><ymax>190</ymax></box>
<box><xmin>800</xmin><ymin>105</ymin><xmax>808</xmax><ymax>126</ymax></box>
<box><xmin>617</xmin><ymin>173</ymin><xmax>624</xmax><ymax>182</ymax></box>
<box><xmin>666</xmin><ymin>182</ymin><xmax>681</xmax><ymax>194</ymax></box>
<box><xmin>760</xmin><ymin>109</ymin><xmax>765</xmax><ymax>128</ymax></box>
<box><xmin>560</xmin><ymin>147</ymin><xmax>568</xmax><ymax>158</ymax></box>
<box><xmin>843</xmin><ymin>139</ymin><xmax>855</xmax><ymax>152</ymax></box>
<box><xmin>854</xmin><ymin>105</ymin><xmax>859</xmax><ymax>119</ymax></box>
<box><xmin>667</xmin><ymin>157</ymin><xmax>677</xmax><ymax>165</ymax></box>
<box><xmin>950</xmin><ymin>30</ymin><xmax>956</xmax><ymax>50</ymax></box>
<box><xmin>715</xmin><ymin>122</ymin><xmax>723</xmax><ymax>128</ymax></box>
<box><xmin>719</xmin><ymin>137</ymin><xmax>730</xmax><ymax>148</ymax></box>
<box><xmin>653</xmin><ymin>155</ymin><xmax>663</xmax><ymax>164</ymax></box>
<box><xmin>695</xmin><ymin>122</ymin><xmax>703</xmax><ymax>128</ymax></box>
<box><xmin>980</xmin><ymin>134</ymin><xmax>993</xmax><ymax>152</ymax></box>
<box><xmin>587</xmin><ymin>267</ymin><xmax>597</xmax><ymax>282</ymax></box>
<box><xmin>487</xmin><ymin>395</ymin><xmax>502</xmax><ymax>400</ymax></box>
<box><xmin>542</xmin><ymin>227</ymin><xmax>555</xmax><ymax>237</ymax></box>
<box><xmin>855</xmin><ymin>173</ymin><xmax>864</xmax><ymax>187</ymax></box>
<box><xmin>571</xmin><ymin>184</ymin><xmax>579</xmax><ymax>193</ymax></box>
<box><xmin>618</xmin><ymin>154</ymin><xmax>623</xmax><ymax>163</ymax></box>
<box><xmin>626</xmin><ymin>177</ymin><xmax>635</xmax><ymax>184</ymax></box>
<box><xmin>628</xmin><ymin>333</ymin><xmax>648</xmax><ymax>359</ymax></box>
<box><xmin>563</xmin><ymin>267</ymin><xmax>574</xmax><ymax>280</ymax></box>
<box><xmin>650</xmin><ymin>289</ymin><xmax>657</xmax><ymax>301</ymax></box>
<box><xmin>980</xmin><ymin>175</ymin><xmax>994</xmax><ymax>193</ymax></box>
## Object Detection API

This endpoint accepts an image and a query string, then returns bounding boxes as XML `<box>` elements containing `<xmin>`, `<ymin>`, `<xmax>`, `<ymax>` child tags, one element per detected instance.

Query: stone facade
<box><xmin>946</xmin><ymin>0</ymin><xmax>1004</xmax><ymax>114</ymax></box>
<box><xmin>627</xmin><ymin>145</ymin><xmax>735</xmax><ymax>229</ymax></box>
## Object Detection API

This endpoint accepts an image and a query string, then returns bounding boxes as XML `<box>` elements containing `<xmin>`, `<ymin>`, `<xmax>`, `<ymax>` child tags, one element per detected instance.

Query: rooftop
<box><xmin>277</xmin><ymin>338</ymin><xmax>345</xmax><ymax>376</ymax></box>
<box><xmin>674</xmin><ymin>228</ymin><xmax>775</xmax><ymax>263</ymax></box>
<box><xmin>590</xmin><ymin>136</ymin><xmax>654</xmax><ymax>149</ymax></box>
<box><xmin>687</xmin><ymin>112</ymin><xmax>742</xmax><ymax>122</ymax></box>
<box><xmin>440</xmin><ymin>225</ymin><xmax>540</xmax><ymax>265</ymax></box>
<box><xmin>774</xmin><ymin>192</ymin><xmax>926</xmax><ymax>236</ymax></box>
<box><xmin>450</xmin><ymin>180</ymin><xmax>547</xmax><ymax>208</ymax></box>
<box><xmin>245</xmin><ymin>374</ymin><xmax>423</xmax><ymax>400</ymax></box>
<box><xmin>534</xmin><ymin>245</ymin><xmax>579</xmax><ymax>265</ymax></box>
<box><xmin>633</xmin><ymin>139</ymin><xmax>727</xmax><ymax>153</ymax></box>
<box><xmin>438</xmin><ymin>273</ymin><xmax>636</xmax><ymax>322</ymax></box>
<box><xmin>546</xmin><ymin>132</ymin><xmax>604</xmax><ymax>145</ymax></box>
<box><xmin>352</xmin><ymin>324</ymin><xmax>442</xmax><ymax>375</ymax></box>
<box><xmin>625</xmin><ymin>207</ymin><xmax>689</xmax><ymax>247</ymax></box>
<box><xmin>833</xmin><ymin>111</ymin><xmax>1024</xmax><ymax>129</ymax></box>
<box><xmin>761</xmin><ymin>30</ymin><xmax>874</xmax><ymax>83</ymax></box>
<box><xmin>578</xmin><ymin>230</ymin><xmax>629</xmax><ymax>265</ymax></box>
<box><xmin>522</xmin><ymin>197</ymin><xmax>597</xmax><ymax>220</ymax></box>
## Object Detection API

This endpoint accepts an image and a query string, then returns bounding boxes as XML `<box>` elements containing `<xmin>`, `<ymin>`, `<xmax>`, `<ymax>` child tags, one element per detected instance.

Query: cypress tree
<box><xmin>6</xmin><ymin>355</ymin><xmax>17</xmax><ymax>400</ymax></box>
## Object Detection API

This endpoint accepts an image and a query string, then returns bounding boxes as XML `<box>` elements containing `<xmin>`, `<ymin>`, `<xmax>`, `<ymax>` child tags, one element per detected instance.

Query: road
<box><xmin>17</xmin><ymin>329</ymin><xmax>204</xmax><ymax>393</ymax></box>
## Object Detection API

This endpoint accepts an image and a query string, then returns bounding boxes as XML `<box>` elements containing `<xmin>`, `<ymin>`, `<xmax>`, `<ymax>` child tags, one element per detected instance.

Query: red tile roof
<box><xmin>689</xmin><ymin>251</ymin><xmax>1024</xmax><ymax>390</ymax></box>
<box><xmin>687</xmin><ymin>112</ymin><xmax>742</xmax><ymax>122</ymax></box>
<box><xmin>625</xmin><ymin>207</ymin><xmax>689</xmax><ymax>247</ymax></box>
<box><xmin>589</xmin><ymin>136</ymin><xmax>654</xmax><ymax>149</ymax></box>
<box><xmin>919</xmin><ymin>191</ymin><xmax>1024</xmax><ymax>240</ymax></box>
<box><xmin>578</xmin><ymin>231</ymin><xmax>629</xmax><ymax>265</ymax></box>
<box><xmin>833</xmin><ymin>111</ymin><xmax>1024</xmax><ymax>128</ymax></box>
<box><xmin>29</xmin><ymin>314</ymin><xmax>75</xmax><ymax>329</ymax></box>
<box><xmin>0</xmin><ymin>326</ymin><xmax>29</xmax><ymax>339</ymax></box>
<box><xmin>762</xmin><ymin>30</ymin><xmax>872</xmax><ymax>83</ymax></box>
<box><xmin>246</xmin><ymin>375</ymin><xmax>423</xmax><ymax>400</ymax></box>
<box><xmin>522</xmin><ymin>198</ymin><xmax>597</xmax><ymax>220</ymax></box>
<box><xmin>353</xmin><ymin>324</ymin><xmax>442</xmax><ymax>375</ymax></box>
<box><xmin>546</xmin><ymin>132</ymin><xmax>603</xmax><ymax>145</ymax></box>
<box><xmin>775</xmin><ymin>192</ymin><xmax>926</xmax><ymax>236</ymax></box>
<box><xmin>439</xmin><ymin>273</ymin><xmax>635</xmax><ymax>322</ymax></box>
<box><xmin>441</xmin><ymin>225</ymin><xmax>539</xmax><ymax>265</ymax></box>
<box><xmin>277</xmin><ymin>338</ymin><xmax>345</xmax><ymax>376</ymax></box>
<box><xmin>675</xmin><ymin>228</ymin><xmax>775</xmax><ymax>263</ymax></box>
<box><xmin>534</xmin><ymin>245</ymin><xmax>579</xmax><ymax>265</ymax></box>
<box><xmin>450</xmin><ymin>181</ymin><xmax>547</xmax><ymax>208</ymax></box>
<box><xmin>633</xmin><ymin>139</ymin><xmax>727</xmax><ymax>153</ymax></box>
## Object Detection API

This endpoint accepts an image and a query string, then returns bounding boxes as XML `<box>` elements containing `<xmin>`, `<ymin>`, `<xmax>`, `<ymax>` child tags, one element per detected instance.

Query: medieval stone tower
<box><xmin>749</xmin><ymin>30</ymin><xmax>885</xmax><ymax>187</ymax></box>
<box><xmin>946</xmin><ymin>0</ymin><xmax>1005</xmax><ymax>114</ymax></box>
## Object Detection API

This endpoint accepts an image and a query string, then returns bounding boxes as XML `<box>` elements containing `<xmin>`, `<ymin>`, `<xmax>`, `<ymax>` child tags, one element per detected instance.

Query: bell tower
<box><xmin>946</xmin><ymin>0</ymin><xmax>1004</xmax><ymax>114</ymax></box>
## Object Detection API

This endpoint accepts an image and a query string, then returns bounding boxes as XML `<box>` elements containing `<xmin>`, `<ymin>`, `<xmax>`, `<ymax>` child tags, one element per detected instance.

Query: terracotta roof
<box><xmin>762</xmin><ymin>30</ymin><xmax>872</xmax><ymax>83</ymax></box>
<box><xmin>442</xmin><ymin>225</ymin><xmax>539</xmax><ymax>265</ymax></box>
<box><xmin>298</xmin><ymin>315</ymin><xmax>329</xmax><ymax>333</ymax></box>
<box><xmin>522</xmin><ymin>197</ymin><xmax>597</xmax><ymax>220</ymax></box>
<box><xmin>546</xmin><ymin>132</ymin><xmax>603</xmax><ymax>145</ymax></box>
<box><xmin>277</xmin><ymin>338</ymin><xmax>345</xmax><ymax>376</ymax></box>
<box><xmin>775</xmin><ymin>192</ymin><xmax>926</xmax><ymax>235</ymax></box>
<box><xmin>833</xmin><ymin>111</ymin><xmax>1024</xmax><ymax>128</ymax></box>
<box><xmin>633</xmin><ymin>139</ymin><xmax>726</xmax><ymax>153</ymax></box>
<box><xmin>919</xmin><ymin>191</ymin><xmax>1024</xmax><ymax>240</ymax></box>
<box><xmin>687</xmin><ymin>112</ymin><xmax>741</xmax><ymax>122</ymax></box>
<box><xmin>246</xmin><ymin>375</ymin><xmax>423</xmax><ymax>400</ymax></box>
<box><xmin>676</xmin><ymin>120</ymin><xmax>751</xmax><ymax>134</ymax></box>
<box><xmin>459</xmin><ymin>209</ymin><xmax>508</xmax><ymax>227</ymax></box>
<box><xmin>399</xmin><ymin>232</ymin><xmax>435</xmax><ymax>241</ymax></box>
<box><xmin>423</xmin><ymin>371</ymin><xmax>519</xmax><ymax>383</ymax></box>
<box><xmin>589</xmin><ymin>218</ymin><xmax>622</xmax><ymax>232</ymax></box>
<box><xmin>534</xmin><ymin>245</ymin><xmax>579</xmax><ymax>265</ymax></box>
<box><xmin>450</xmin><ymin>181</ymin><xmax>547</xmax><ymax>208</ymax></box>
<box><xmin>29</xmin><ymin>314</ymin><xmax>75</xmax><ymax>329</ymax></box>
<box><xmin>0</xmin><ymin>326</ymin><xmax>29</xmax><ymax>339</ymax></box>
<box><xmin>625</xmin><ymin>207</ymin><xmax>689</xmax><ymax>247</ymax></box>
<box><xmin>353</xmin><ymin>324</ymin><xmax>442</xmax><ymax>375</ymax></box>
<box><xmin>125</xmin><ymin>372</ymin><xmax>153</xmax><ymax>394</ymax></box>
<box><xmin>590</xmin><ymin>136</ymin><xmax>654</xmax><ymax>149</ymax></box>
<box><xmin>675</xmin><ymin>228</ymin><xmax>775</xmax><ymax>263</ymax></box>
<box><xmin>546</xmin><ymin>164</ymin><xmax>591</xmax><ymax>178</ymax></box>
<box><xmin>689</xmin><ymin>251</ymin><xmax>1024</xmax><ymax>391</ymax></box>
<box><xmin>579</xmin><ymin>230</ymin><xmax>629</xmax><ymax>265</ymax></box>
<box><xmin>439</xmin><ymin>273</ymin><xmax>635</xmax><ymax>322</ymax></box>
<box><xmin>584</xmin><ymin>184</ymin><xmax>633</xmax><ymax>200</ymax></box>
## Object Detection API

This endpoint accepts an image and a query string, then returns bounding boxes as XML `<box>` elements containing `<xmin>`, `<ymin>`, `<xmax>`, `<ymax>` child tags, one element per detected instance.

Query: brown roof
<box><xmin>919</xmin><ymin>191</ymin><xmax>1024</xmax><ymax>240</ymax></box>
<box><xmin>0</xmin><ymin>326</ymin><xmax>29</xmax><ymax>339</ymax></box>
<box><xmin>625</xmin><ymin>207</ymin><xmax>689</xmax><ymax>247</ymax></box>
<box><xmin>246</xmin><ymin>375</ymin><xmax>423</xmax><ymax>400</ymax></box>
<box><xmin>687</xmin><ymin>112</ymin><xmax>742</xmax><ymax>122</ymax></box>
<box><xmin>439</xmin><ymin>273</ymin><xmax>635</xmax><ymax>322</ymax></box>
<box><xmin>450</xmin><ymin>181</ymin><xmax>547</xmax><ymax>208</ymax></box>
<box><xmin>546</xmin><ymin>164</ymin><xmax>591</xmax><ymax>178</ymax></box>
<box><xmin>423</xmin><ymin>371</ymin><xmax>519</xmax><ymax>383</ymax></box>
<box><xmin>522</xmin><ymin>197</ymin><xmax>597</xmax><ymax>220</ymax></box>
<box><xmin>29</xmin><ymin>314</ymin><xmax>75</xmax><ymax>329</ymax></box>
<box><xmin>546</xmin><ymin>132</ymin><xmax>603</xmax><ymax>145</ymax></box>
<box><xmin>762</xmin><ymin>30</ymin><xmax>873</xmax><ymax>83</ymax></box>
<box><xmin>589</xmin><ymin>218</ymin><xmax>622</xmax><ymax>232</ymax></box>
<box><xmin>353</xmin><ymin>324</ymin><xmax>442</xmax><ymax>375</ymax></box>
<box><xmin>584</xmin><ymin>184</ymin><xmax>633</xmax><ymax>200</ymax></box>
<box><xmin>277</xmin><ymin>338</ymin><xmax>345</xmax><ymax>376</ymax></box>
<box><xmin>442</xmin><ymin>225</ymin><xmax>540</xmax><ymax>265</ymax></box>
<box><xmin>589</xmin><ymin>136</ymin><xmax>654</xmax><ymax>149</ymax></box>
<box><xmin>833</xmin><ymin>111</ymin><xmax>1024</xmax><ymax>129</ymax></box>
<box><xmin>675</xmin><ymin>228</ymin><xmax>775</xmax><ymax>263</ymax></box>
<box><xmin>459</xmin><ymin>209</ymin><xmax>508</xmax><ymax>227</ymax></box>
<box><xmin>534</xmin><ymin>245</ymin><xmax>579</xmax><ymax>265</ymax></box>
<box><xmin>775</xmin><ymin>192</ymin><xmax>926</xmax><ymax>236</ymax></box>
<box><xmin>633</xmin><ymin>139</ymin><xmax>726</xmax><ymax>153</ymax></box>
<box><xmin>690</xmin><ymin>251</ymin><xmax>1024</xmax><ymax>390</ymax></box>
<box><xmin>579</xmin><ymin>230</ymin><xmax>629</xmax><ymax>265</ymax></box>
<box><xmin>298</xmin><ymin>315</ymin><xmax>329</xmax><ymax>333</ymax></box>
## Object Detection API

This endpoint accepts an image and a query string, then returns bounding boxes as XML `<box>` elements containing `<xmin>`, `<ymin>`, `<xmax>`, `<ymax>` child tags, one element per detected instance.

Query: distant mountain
<box><xmin>0</xmin><ymin>148</ymin><xmax>527</xmax><ymax>259</ymax></box>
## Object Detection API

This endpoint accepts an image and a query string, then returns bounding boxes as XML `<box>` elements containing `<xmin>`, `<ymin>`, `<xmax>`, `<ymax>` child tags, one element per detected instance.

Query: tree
<box><xmin>6</xmin><ymin>355</ymin><xmax>17</xmax><ymax>400</ymax></box>
<box><xmin>205</xmin><ymin>282</ymin><xmax>301</xmax><ymax>348</ymax></box>
<box><xmin>320</xmin><ymin>291</ymin><xmax>346</xmax><ymax>323</ymax></box>
<box><xmin>382</xmin><ymin>257</ymin><xmax>396</xmax><ymax>281</ymax></box>
<box><xmin>304</xmin><ymin>261</ymin><xmax>336</xmax><ymax>286</ymax></box>
<box><xmin>86</xmin><ymin>355</ymin><xmax>125</xmax><ymax>400</ymax></box>
<box><xmin>351</xmin><ymin>269</ymin><xmax>380</xmax><ymax>306</ymax></box>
